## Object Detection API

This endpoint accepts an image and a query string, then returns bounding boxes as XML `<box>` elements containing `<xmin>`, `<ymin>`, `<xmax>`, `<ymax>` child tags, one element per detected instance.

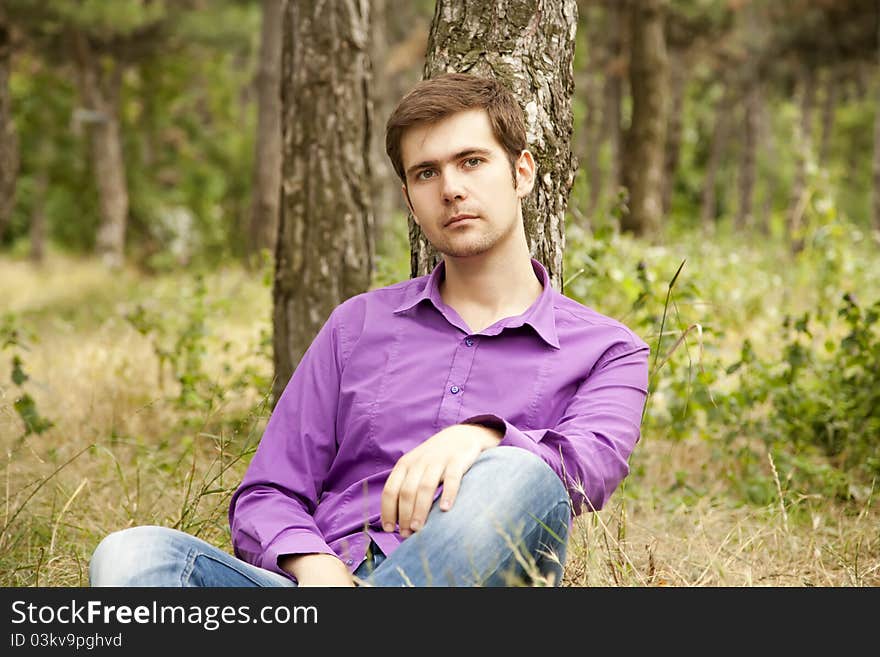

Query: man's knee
<box><xmin>469</xmin><ymin>446</ymin><xmax>568</xmax><ymax>505</ymax></box>
<box><xmin>89</xmin><ymin>525</ymin><xmax>178</xmax><ymax>586</ymax></box>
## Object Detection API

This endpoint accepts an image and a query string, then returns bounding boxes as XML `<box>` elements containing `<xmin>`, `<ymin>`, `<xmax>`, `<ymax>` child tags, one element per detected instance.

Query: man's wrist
<box><xmin>461</xmin><ymin>421</ymin><xmax>504</xmax><ymax>449</ymax></box>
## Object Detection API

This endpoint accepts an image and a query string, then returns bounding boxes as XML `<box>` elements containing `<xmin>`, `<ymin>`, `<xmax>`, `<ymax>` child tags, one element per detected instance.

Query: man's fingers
<box><xmin>396</xmin><ymin>465</ymin><xmax>426</xmax><ymax>537</ymax></box>
<box><xmin>439</xmin><ymin>462</ymin><xmax>465</xmax><ymax>511</ymax></box>
<box><xmin>380</xmin><ymin>465</ymin><xmax>406</xmax><ymax>531</ymax></box>
<box><xmin>409</xmin><ymin>463</ymin><xmax>445</xmax><ymax>531</ymax></box>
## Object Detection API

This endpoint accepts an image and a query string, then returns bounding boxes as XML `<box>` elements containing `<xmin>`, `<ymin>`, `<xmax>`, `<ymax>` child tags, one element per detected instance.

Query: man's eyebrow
<box><xmin>405</xmin><ymin>148</ymin><xmax>493</xmax><ymax>178</ymax></box>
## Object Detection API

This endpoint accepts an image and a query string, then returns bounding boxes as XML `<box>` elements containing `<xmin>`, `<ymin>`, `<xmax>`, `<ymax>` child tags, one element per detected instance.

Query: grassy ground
<box><xmin>1</xmin><ymin>226</ymin><xmax>878</xmax><ymax>586</ymax></box>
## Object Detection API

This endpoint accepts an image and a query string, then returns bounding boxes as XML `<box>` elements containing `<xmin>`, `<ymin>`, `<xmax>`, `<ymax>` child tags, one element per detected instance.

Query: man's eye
<box><xmin>416</xmin><ymin>169</ymin><xmax>435</xmax><ymax>180</ymax></box>
<box><xmin>464</xmin><ymin>158</ymin><xmax>482</xmax><ymax>167</ymax></box>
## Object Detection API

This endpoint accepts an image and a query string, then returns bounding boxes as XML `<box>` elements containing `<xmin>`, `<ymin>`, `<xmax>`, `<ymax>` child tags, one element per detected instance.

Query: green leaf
<box><xmin>11</xmin><ymin>355</ymin><xmax>28</xmax><ymax>386</ymax></box>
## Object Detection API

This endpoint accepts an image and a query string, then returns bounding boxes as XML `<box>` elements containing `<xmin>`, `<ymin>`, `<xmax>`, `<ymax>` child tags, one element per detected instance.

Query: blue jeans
<box><xmin>90</xmin><ymin>446</ymin><xmax>571</xmax><ymax>587</ymax></box>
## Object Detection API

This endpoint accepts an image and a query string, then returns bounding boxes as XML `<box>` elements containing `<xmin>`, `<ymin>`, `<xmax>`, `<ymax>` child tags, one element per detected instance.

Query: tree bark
<box><xmin>0</xmin><ymin>15</ymin><xmax>17</xmax><ymax>244</ymax></box>
<box><xmin>662</xmin><ymin>52</ymin><xmax>686</xmax><ymax>216</ymax></box>
<box><xmin>369</xmin><ymin>0</ymin><xmax>398</xmax><ymax>247</ymax></box>
<box><xmin>788</xmin><ymin>66</ymin><xmax>816</xmax><ymax>248</ymax></box>
<box><xmin>819</xmin><ymin>67</ymin><xmax>836</xmax><ymax>168</ymax></box>
<box><xmin>577</xmin><ymin>0</ymin><xmax>605</xmax><ymax>223</ymax></box>
<box><xmin>737</xmin><ymin>82</ymin><xmax>759</xmax><ymax>231</ymax></box>
<box><xmin>247</xmin><ymin>0</ymin><xmax>284</xmax><ymax>261</ymax></box>
<box><xmin>417</xmin><ymin>0</ymin><xmax>578</xmax><ymax>292</ymax></box>
<box><xmin>604</xmin><ymin>0</ymin><xmax>626</xmax><ymax>199</ymax></box>
<box><xmin>72</xmin><ymin>32</ymin><xmax>129</xmax><ymax>269</ymax></box>
<box><xmin>700</xmin><ymin>86</ymin><xmax>731</xmax><ymax>233</ymax></box>
<box><xmin>873</xmin><ymin>18</ymin><xmax>880</xmax><ymax>231</ymax></box>
<box><xmin>273</xmin><ymin>0</ymin><xmax>374</xmax><ymax>403</ymax></box>
<box><xmin>622</xmin><ymin>0</ymin><xmax>668</xmax><ymax>236</ymax></box>
<box><xmin>29</xmin><ymin>166</ymin><xmax>48</xmax><ymax>263</ymax></box>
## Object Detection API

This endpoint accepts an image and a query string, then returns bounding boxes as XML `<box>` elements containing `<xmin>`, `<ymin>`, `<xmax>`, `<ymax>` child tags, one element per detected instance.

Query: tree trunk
<box><xmin>369</xmin><ymin>0</ymin><xmax>398</xmax><ymax>248</ymax></box>
<box><xmin>819</xmin><ymin>68</ymin><xmax>836</xmax><ymax>168</ymax></box>
<box><xmin>273</xmin><ymin>0</ymin><xmax>374</xmax><ymax>403</ymax></box>
<box><xmin>788</xmin><ymin>66</ymin><xmax>816</xmax><ymax>249</ymax></box>
<box><xmin>417</xmin><ymin>0</ymin><xmax>578</xmax><ymax>292</ymax></box>
<box><xmin>577</xmin><ymin>0</ymin><xmax>605</xmax><ymax>223</ymax></box>
<box><xmin>247</xmin><ymin>0</ymin><xmax>283</xmax><ymax>261</ymax></box>
<box><xmin>0</xmin><ymin>15</ymin><xmax>17</xmax><ymax>244</ymax></box>
<box><xmin>873</xmin><ymin>19</ymin><xmax>880</xmax><ymax>231</ymax></box>
<box><xmin>29</xmin><ymin>166</ymin><xmax>48</xmax><ymax>263</ymax></box>
<box><xmin>73</xmin><ymin>33</ymin><xmax>128</xmax><ymax>269</ymax></box>
<box><xmin>700</xmin><ymin>86</ymin><xmax>731</xmax><ymax>233</ymax></box>
<box><xmin>604</xmin><ymin>0</ymin><xmax>626</xmax><ymax>203</ymax></box>
<box><xmin>662</xmin><ymin>52</ymin><xmax>686</xmax><ymax>216</ymax></box>
<box><xmin>622</xmin><ymin>0</ymin><xmax>668</xmax><ymax>236</ymax></box>
<box><xmin>737</xmin><ymin>82</ymin><xmax>759</xmax><ymax>231</ymax></box>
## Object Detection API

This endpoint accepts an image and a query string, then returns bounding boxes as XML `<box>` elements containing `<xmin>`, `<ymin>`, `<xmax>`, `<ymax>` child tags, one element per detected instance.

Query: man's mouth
<box><xmin>445</xmin><ymin>214</ymin><xmax>478</xmax><ymax>227</ymax></box>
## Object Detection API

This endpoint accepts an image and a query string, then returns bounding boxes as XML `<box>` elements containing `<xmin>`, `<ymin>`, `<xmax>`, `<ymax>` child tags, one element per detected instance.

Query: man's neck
<box><xmin>439</xmin><ymin>244</ymin><xmax>543</xmax><ymax>333</ymax></box>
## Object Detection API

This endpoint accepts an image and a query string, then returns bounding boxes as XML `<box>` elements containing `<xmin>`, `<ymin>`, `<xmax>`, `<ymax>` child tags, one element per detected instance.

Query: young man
<box><xmin>90</xmin><ymin>73</ymin><xmax>649</xmax><ymax>587</ymax></box>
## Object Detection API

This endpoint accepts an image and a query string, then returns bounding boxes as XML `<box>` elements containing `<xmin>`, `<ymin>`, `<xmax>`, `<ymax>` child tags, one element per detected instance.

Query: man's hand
<box><xmin>381</xmin><ymin>423</ymin><xmax>502</xmax><ymax>538</ymax></box>
<box><xmin>280</xmin><ymin>553</ymin><xmax>355</xmax><ymax>587</ymax></box>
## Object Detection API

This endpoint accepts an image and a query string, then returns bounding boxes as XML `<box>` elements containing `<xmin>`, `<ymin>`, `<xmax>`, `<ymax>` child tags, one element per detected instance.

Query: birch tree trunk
<box><xmin>272</xmin><ymin>0</ymin><xmax>374</xmax><ymax>402</ymax></box>
<box><xmin>247</xmin><ymin>0</ymin><xmax>283</xmax><ymax>260</ymax></box>
<box><xmin>415</xmin><ymin>0</ymin><xmax>578</xmax><ymax>292</ymax></box>
<box><xmin>622</xmin><ymin>0</ymin><xmax>668</xmax><ymax>236</ymax></box>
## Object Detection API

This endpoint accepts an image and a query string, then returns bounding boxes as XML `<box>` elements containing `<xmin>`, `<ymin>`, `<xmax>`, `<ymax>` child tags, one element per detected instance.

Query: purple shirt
<box><xmin>229</xmin><ymin>258</ymin><xmax>649</xmax><ymax>578</ymax></box>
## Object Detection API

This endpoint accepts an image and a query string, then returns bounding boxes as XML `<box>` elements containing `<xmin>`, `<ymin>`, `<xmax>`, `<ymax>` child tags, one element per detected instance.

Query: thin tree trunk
<box><xmin>737</xmin><ymin>82</ymin><xmax>759</xmax><ymax>231</ymax></box>
<box><xmin>29</xmin><ymin>166</ymin><xmax>48</xmax><ymax>263</ymax></box>
<box><xmin>788</xmin><ymin>66</ymin><xmax>816</xmax><ymax>250</ymax></box>
<box><xmin>873</xmin><ymin>18</ymin><xmax>880</xmax><ymax>231</ymax></box>
<box><xmin>273</xmin><ymin>0</ymin><xmax>374</xmax><ymax>403</ymax></box>
<box><xmin>700</xmin><ymin>86</ymin><xmax>731</xmax><ymax>233</ymax></box>
<box><xmin>819</xmin><ymin>68</ymin><xmax>836</xmax><ymax>168</ymax></box>
<box><xmin>418</xmin><ymin>0</ymin><xmax>578</xmax><ymax>291</ymax></box>
<box><xmin>578</xmin><ymin>0</ymin><xmax>605</xmax><ymax>223</ymax></box>
<box><xmin>0</xmin><ymin>14</ymin><xmax>17</xmax><ymax>243</ymax></box>
<box><xmin>369</xmin><ymin>0</ymin><xmax>396</xmax><ymax>248</ymax></box>
<box><xmin>605</xmin><ymin>0</ymin><xmax>626</xmax><ymax>199</ymax></box>
<box><xmin>622</xmin><ymin>0</ymin><xmax>668</xmax><ymax>236</ymax></box>
<box><xmin>662</xmin><ymin>53</ymin><xmax>687</xmax><ymax>215</ymax></box>
<box><xmin>73</xmin><ymin>33</ymin><xmax>128</xmax><ymax>269</ymax></box>
<box><xmin>247</xmin><ymin>0</ymin><xmax>283</xmax><ymax>261</ymax></box>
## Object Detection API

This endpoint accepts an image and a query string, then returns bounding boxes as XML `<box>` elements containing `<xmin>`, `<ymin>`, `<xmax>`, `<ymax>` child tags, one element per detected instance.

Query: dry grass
<box><xmin>1</xmin><ymin>252</ymin><xmax>878</xmax><ymax>587</ymax></box>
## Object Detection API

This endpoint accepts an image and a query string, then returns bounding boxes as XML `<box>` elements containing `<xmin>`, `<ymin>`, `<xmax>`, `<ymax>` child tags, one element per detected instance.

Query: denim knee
<box><xmin>472</xmin><ymin>446</ymin><xmax>570</xmax><ymax>509</ymax></box>
<box><xmin>89</xmin><ymin>525</ymin><xmax>177</xmax><ymax>586</ymax></box>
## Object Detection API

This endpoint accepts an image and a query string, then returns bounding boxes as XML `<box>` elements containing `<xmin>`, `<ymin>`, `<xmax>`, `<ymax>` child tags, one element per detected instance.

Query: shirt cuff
<box><xmin>461</xmin><ymin>413</ymin><xmax>538</xmax><ymax>454</ymax></box>
<box><xmin>263</xmin><ymin>530</ymin><xmax>337</xmax><ymax>577</ymax></box>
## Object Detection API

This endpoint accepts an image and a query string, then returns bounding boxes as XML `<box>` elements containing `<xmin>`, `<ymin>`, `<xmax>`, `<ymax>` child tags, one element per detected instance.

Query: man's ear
<box><xmin>401</xmin><ymin>183</ymin><xmax>419</xmax><ymax>224</ymax></box>
<box><xmin>514</xmin><ymin>149</ymin><xmax>537</xmax><ymax>198</ymax></box>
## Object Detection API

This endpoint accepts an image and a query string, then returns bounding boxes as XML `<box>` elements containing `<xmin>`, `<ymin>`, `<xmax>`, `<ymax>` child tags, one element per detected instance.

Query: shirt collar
<box><xmin>393</xmin><ymin>257</ymin><xmax>560</xmax><ymax>349</ymax></box>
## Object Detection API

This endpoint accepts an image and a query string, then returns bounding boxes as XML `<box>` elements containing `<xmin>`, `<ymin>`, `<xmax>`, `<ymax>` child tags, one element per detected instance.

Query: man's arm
<box><xmin>464</xmin><ymin>337</ymin><xmax>650</xmax><ymax>514</ymax></box>
<box><xmin>280</xmin><ymin>554</ymin><xmax>354</xmax><ymax>587</ymax></box>
<box><xmin>228</xmin><ymin>307</ymin><xmax>348</xmax><ymax>582</ymax></box>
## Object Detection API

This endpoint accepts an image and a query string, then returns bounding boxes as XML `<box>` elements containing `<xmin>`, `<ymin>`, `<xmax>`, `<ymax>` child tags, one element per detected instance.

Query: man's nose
<box><xmin>441</xmin><ymin>168</ymin><xmax>467</xmax><ymax>203</ymax></box>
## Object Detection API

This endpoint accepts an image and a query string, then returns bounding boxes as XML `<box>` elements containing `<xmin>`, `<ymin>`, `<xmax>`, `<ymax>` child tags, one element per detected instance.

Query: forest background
<box><xmin>0</xmin><ymin>0</ymin><xmax>878</xmax><ymax>587</ymax></box>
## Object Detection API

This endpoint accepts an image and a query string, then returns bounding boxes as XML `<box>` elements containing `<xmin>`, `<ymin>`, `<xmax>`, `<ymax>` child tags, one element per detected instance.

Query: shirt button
<box><xmin>465</xmin><ymin>338</ymin><xmax>474</xmax><ymax>347</ymax></box>
<box><xmin>346</xmin><ymin>559</ymin><xmax>353</xmax><ymax>565</ymax></box>
<box><xmin>450</xmin><ymin>385</ymin><xmax>461</xmax><ymax>394</ymax></box>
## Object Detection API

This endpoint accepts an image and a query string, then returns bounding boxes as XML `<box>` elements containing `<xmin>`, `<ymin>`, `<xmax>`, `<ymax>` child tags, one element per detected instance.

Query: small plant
<box><xmin>720</xmin><ymin>292</ymin><xmax>880</xmax><ymax>501</ymax></box>
<box><xmin>1</xmin><ymin>313</ymin><xmax>54</xmax><ymax>442</ymax></box>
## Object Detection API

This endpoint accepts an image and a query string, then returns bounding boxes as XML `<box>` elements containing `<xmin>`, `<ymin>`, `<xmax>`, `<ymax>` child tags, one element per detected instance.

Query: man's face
<box><xmin>399</xmin><ymin>108</ymin><xmax>534</xmax><ymax>259</ymax></box>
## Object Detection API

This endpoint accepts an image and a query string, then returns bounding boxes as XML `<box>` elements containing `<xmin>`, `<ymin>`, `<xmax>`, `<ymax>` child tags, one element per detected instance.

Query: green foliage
<box><xmin>1</xmin><ymin>314</ymin><xmax>54</xmax><ymax>440</ymax></box>
<box><xmin>720</xmin><ymin>292</ymin><xmax>880</xmax><ymax>501</ymax></box>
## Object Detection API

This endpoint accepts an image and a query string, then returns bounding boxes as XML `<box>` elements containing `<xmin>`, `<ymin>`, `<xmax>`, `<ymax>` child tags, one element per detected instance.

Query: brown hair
<box><xmin>385</xmin><ymin>72</ymin><xmax>527</xmax><ymax>183</ymax></box>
